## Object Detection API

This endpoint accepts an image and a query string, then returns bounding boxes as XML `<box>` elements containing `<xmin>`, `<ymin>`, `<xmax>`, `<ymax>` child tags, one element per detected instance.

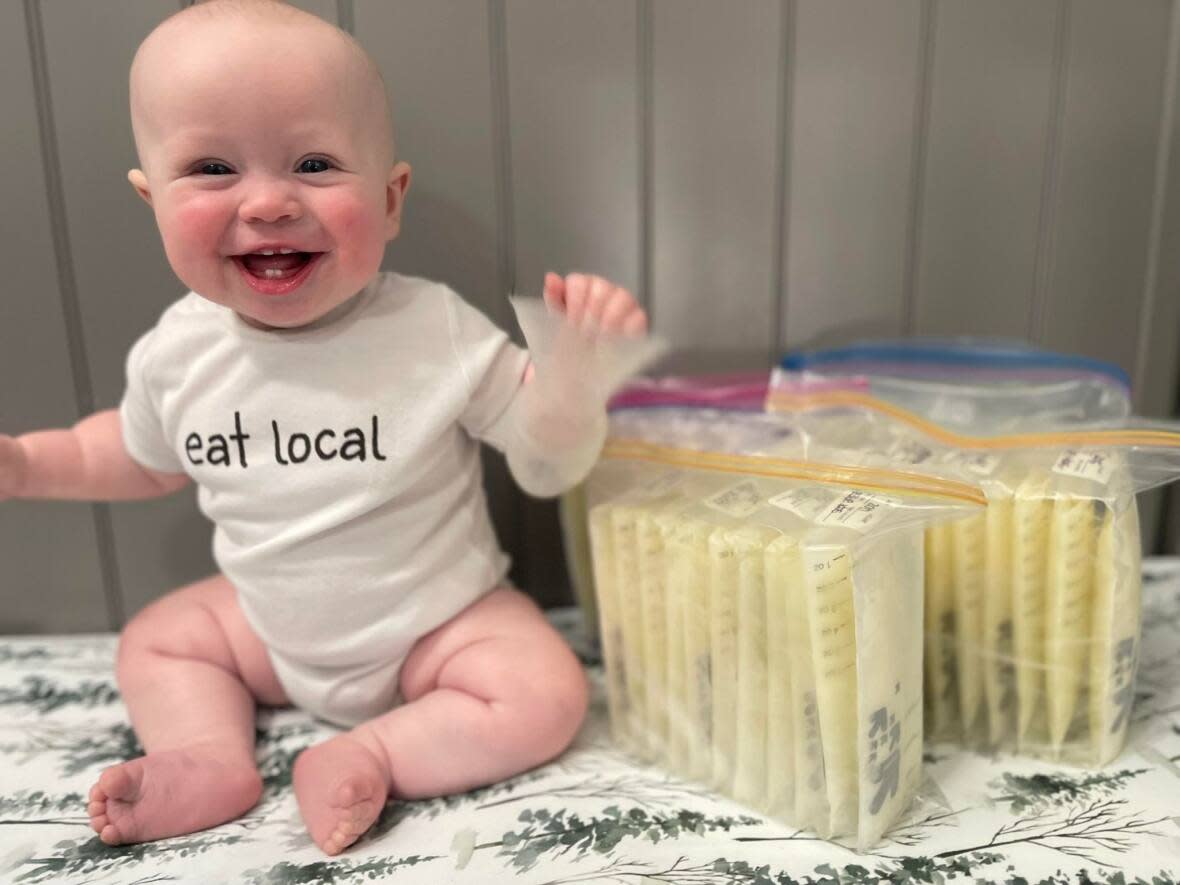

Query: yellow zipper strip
<box><xmin>766</xmin><ymin>389</ymin><xmax>1180</xmax><ymax>451</ymax></box>
<box><xmin>603</xmin><ymin>438</ymin><xmax>987</xmax><ymax>506</ymax></box>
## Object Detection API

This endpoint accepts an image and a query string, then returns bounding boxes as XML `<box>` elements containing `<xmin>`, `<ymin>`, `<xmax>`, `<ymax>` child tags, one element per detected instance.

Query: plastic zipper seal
<box><xmin>602</xmin><ymin>438</ymin><xmax>987</xmax><ymax>507</ymax></box>
<box><xmin>765</xmin><ymin>388</ymin><xmax>1180</xmax><ymax>454</ymax></box>
<box><xmin>608</xmin><ymin>372</ymin><xmax>772</xmax><ymax>413</ymax></box>
<box><xmin>780</xmin><ymin>341</ymin><xmax>1131</xmax><ymax>392</ymax></box>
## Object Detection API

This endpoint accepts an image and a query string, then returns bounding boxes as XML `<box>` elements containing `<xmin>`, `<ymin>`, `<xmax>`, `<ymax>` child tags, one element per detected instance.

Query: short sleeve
<box><xmin>448</xmin><ymin>291</ymin><xmax>530</xmax><ymax>446</ymax></box>
<box><xmin>118</xmin><ymin>327</ymin><xmax>185</xmax><ymax>474</ymax></box>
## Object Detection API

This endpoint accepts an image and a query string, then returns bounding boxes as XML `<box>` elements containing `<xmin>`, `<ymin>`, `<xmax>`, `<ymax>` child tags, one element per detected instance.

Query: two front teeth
<box><xmin>250</xmin><ymin>248</ymin><xmax>304</xmax><ymax>278</ymax></box>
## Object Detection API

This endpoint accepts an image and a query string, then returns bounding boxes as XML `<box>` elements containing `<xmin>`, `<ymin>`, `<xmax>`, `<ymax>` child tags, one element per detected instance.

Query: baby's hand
<box><xmin>0</xmin><ymin>435</ymin><xmax>27</xmax><ymax>501</ymax></box>
<box><xmin>543</xmin><ymin>272</ymin><xmax>647</xmax><ymax>337</ymax></box>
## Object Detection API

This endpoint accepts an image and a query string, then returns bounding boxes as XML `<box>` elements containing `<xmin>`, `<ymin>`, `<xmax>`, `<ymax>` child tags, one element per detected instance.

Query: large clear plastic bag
<box><xmin>921</xmin><ymin>450</ymin><xmax>1144</xmax><ymax>765</ymax></box>
<box><xmin>586</xmin><ymin>414</ymin><xmax>983</xmax><ymax>851</ymax></box>
<box><xmin>767</xmin><ymin>363</ymin><xmax>1180</xmax><ymax>767</ymax></box>
<box><xmin>780</xmin><ymin>338</ymin><xmax>1132</xmax><ymax>434</ymax></box>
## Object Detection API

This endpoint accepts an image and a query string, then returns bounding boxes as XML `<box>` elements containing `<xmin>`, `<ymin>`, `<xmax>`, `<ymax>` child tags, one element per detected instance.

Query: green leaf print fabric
<box><xmin>2</xmin><ymin>565</ymin><xmax>1180</xmax><ymax>885</ymax></box>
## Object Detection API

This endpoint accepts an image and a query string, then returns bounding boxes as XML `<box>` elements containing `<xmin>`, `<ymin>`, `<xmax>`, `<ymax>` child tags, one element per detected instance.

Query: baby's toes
<box><xmin>320</xmin><ymin>781</ymin><xmax>382</xmax><ymax>855</ymax></box>
<box><xmin>88</xmin><ymin>805</ymin><xmax>109</xmax><ymax>835</ymax></box>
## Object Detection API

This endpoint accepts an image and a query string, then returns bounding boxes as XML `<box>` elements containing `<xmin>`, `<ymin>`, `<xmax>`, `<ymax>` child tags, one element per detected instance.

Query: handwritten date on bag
<box><xmin>184</xmin><ymin>411</ymin><xmax>388</xmax><ymax>468</ymax></box>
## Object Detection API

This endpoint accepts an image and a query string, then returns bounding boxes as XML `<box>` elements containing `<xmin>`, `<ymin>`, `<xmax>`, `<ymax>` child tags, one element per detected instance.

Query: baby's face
<box><xmin>129</xmin><ymin>15</ymin><xmax>408</xmax><ymax>329</ymax></box>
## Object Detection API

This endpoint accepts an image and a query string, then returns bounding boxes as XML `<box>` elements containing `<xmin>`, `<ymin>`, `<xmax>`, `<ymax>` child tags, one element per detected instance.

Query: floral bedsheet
<box><xmin>2</xmin><ymin>563</ymin><xmax>1179</xmax><ymax>885</ymax></box>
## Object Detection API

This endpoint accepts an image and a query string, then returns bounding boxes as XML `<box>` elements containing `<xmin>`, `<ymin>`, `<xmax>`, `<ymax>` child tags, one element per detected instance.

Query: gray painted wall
<box><xmin>2</xmin><ymin>0</ymin><xmax>1179</xmax><ymax>632</ymax></box>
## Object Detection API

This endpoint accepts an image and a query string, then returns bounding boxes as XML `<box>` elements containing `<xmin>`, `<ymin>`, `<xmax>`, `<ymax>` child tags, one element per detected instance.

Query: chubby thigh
<box><xmin>119</xmin><ymin>573</ymin><xmax>292</xmax><ymax>710</ymax></box>
<box><xmin>264</xmin><ymin>586</ymin><xmax>570</xmax><ymax>727</ymax></box>
<box><xmin>400</xmin><ymin>587</ymin><xmax>584</xmax><ymax>706</ymax></box>
<box><xmin>351</xmin><ymin>586</ymin><xmax>591</xmax><ymax>797</ymax></box>
<box><xmin>285</xmin><ymin>586</ymin><xmax>589</xmax><ymax>729</ymax></box>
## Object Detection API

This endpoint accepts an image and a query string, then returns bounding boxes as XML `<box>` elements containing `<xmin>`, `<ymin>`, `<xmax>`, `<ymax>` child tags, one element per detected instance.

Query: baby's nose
<box><xmin>239</xmin><ymin>177</ymin><xmax>303</xmax><ymax>224</ymax></box>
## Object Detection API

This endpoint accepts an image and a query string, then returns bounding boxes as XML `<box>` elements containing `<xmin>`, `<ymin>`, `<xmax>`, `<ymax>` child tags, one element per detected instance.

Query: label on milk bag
<box><xmin>948</xmin><ymin>450</ymin><xmax>1005</xmax><ymax>479</ymax></box>
<box><xmin>769</xmin><ymin>486</ymin><xmax>834</xmax><ymax>521</ymax></box>
<box><xmin>888</xmin><ymin>437</ymin><xmax>934</xmax><ymax>466</ymax></box>
<box><xmin>705</xmin><ymin>480</ymin><xmax>764</xmax><ymax>518</ymax></box>
<box><xmin>817</xmin><ymin>490</ymin><xmax>892</xmax><ymax>532</ymax></box>
<box><xmin>1052</xmin><ymin>449</ymin><xmax>1115</xmax><ymax>485</ymax></box>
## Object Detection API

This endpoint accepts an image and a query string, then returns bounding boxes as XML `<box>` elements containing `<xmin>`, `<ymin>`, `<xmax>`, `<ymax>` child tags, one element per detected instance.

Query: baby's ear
<box><xmin>127</xmin><ymin>169</ymin><xmax>153</xmax><ymax>207</ymax></box>
<box><xmin>383</xmin><ymin>161</ymin><xmax>411</xmax><ymax>240</ymax></box>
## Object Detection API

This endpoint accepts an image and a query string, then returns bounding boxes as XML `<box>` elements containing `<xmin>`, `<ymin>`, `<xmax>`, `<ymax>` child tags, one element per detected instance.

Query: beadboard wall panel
<box><xmin>913</xmin><ymin>0</ymin><xmax>1059</xmax><ymax>337</ymax></box>
<box><xmin>0</xmin><ymin>1</ymin><xmax>108</xmax><ymax>632</ymax></box>
<box><xmin>1038</xmin><ymin>0</ymin><xmax>1171</xmax><ymax>374</ymax></box>
<box><xmin>650</xmin><ymin>0</ymin><xmax>781</xmax><ymax>364</ymax></box>
<box><xmin>781</xmin><ymin>0</ymin><xmax>926</xmax><ymax>351</ymax></box>
<box><xmin>2</xmin><ymin>0</ymin><xmax>1179</xmax><ymax>631</ymax></box>
<box><xmin>506</xmin><ymin>0</ymin><xmax>641</xmax><ymax>297</ymax></box>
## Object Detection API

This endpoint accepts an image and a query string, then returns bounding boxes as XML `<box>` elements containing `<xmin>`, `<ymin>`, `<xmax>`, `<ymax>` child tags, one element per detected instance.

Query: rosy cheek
<box><xmin>325</xmin><ymin>199</ymin><xmax>368</xmax><ymax>237</ymax></box>
<box><xmin>322</xmin><ymin>195</ymin><xmax>386</xmax><ymax>262</ymax></box>
<box><xmin>155</xmin><ymin>193</ymin><xmax>232</xmax><ymax>285</ymax></box>
<box><xmin>171</xmin><ymin>194</ymin><xmax>230</xmax><ymax>245</ymax></box>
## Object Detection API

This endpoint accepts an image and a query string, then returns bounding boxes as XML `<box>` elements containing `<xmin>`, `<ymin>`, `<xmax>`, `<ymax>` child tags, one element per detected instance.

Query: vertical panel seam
<box><xmin>487</xmin><ymin>0</ymin><xmax>527</xmax><ymax>586</ymax></box>
<box><xmin>336</xmin><ymin>0</ymin><xmax>354</xmax><ymax>34</ymax></box>
<box><xmin>23</xmin><ymin>0</ymin><xmax>125</xmax><ymax>629</ymax></box>
<box><xmin>1167</xmin><ymin>365</ymin><xmax>1180</xmax><ymax>551</ymax></box>
<box><xmin>771</xmin><ymin>0</ymin><xmax>795</xmax><ymax>361</ymax></box>
<box><xmin>1029</xmin><ymin>0</ymin><xmax>1072</xmax><ymax>344</ymax></box>
<box><xmin>1133</xmin><ymin>0</ymin><xmax>1180</xmax><ymax>411</ymax></box>
<box><xmin>901</xmin><ymin>0</ymin><xmax>936</xmax><ymax>337</ymax></box>
<box><xmin>774</xmin><ymin>0</ymin><xmax>802</xmax><ymax>356</ymax></box>
<box><xmin>638</xmin><ymin>0</ymin><xmax>653</xmax><ymax>317</ymax></box>
<box><xmin>489</xmin><ymin>0</ymin><xmax>516</xmax><ymax>305</ymax></box>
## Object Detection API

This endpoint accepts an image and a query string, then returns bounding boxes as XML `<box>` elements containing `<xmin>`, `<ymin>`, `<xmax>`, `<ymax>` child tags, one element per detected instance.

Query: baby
<box><xmin>0</xmin><ymin>0</ymin><xmax>649</xmax><ymax>856</ymax></box>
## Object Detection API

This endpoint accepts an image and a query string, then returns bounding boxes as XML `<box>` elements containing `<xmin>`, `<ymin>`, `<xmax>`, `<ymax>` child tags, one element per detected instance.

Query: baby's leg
<box><xmin>293</xmin><ymin>588</ymin><xmax>588</xmax><ymax>854</ymax></box>
<box><xmin>88</xmin><ymin>573</ymin><xmax>288</xmax><ymax>845</ymax></box>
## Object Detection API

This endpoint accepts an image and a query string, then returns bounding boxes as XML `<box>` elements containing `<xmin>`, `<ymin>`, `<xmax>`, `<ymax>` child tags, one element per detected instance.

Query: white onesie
<box><xmin>120</xmin><ymin>272</ymin><xmax>574</xmax><ymax>726</ymax></box>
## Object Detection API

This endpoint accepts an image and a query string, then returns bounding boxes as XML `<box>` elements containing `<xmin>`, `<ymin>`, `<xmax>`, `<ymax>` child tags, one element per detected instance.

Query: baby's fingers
<box><xmin>580</xmin><ymin>276</ymin><xmax>616</xmax><ymax>329</ymax></box>
<box><xmin>547</xmin><ymin>273</ymin><xmax>646</xmax><ymax>335</ymax></box>
<box><xmin>542</xmin><ymin>272</ymin><xmax>565</xmax><ymax>311</ymax></box>
<box><xmin>561</xmin><ymin>273</ymin><xmax>590</xmax><ymax>324</ymax></box>
<box><xmin>0</xmin><ymin>435</ymin><xmax>27</xmax><ymax>501</ymax></box>
<box><xmin>599</xmin><ymin>287</ymin><xmax>646</xmax><ymax>336</ymax></box>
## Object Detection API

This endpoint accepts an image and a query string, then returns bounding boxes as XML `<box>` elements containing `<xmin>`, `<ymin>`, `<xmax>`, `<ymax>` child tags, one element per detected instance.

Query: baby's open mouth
<box><xmin>236</xmin><ymin>250</ymin><xmax>321</xmax><ymax>280</ymax></box>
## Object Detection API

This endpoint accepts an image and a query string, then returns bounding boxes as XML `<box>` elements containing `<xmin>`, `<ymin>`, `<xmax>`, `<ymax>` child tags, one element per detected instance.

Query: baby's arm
<box><xmin>503</xmin><ymin>273</ymin><xmax>652</xmax><ymax>496</ymax></box>
<box><xmin>0</xmin><ymin>409</ymin><xmax>188</xmax><ymax>502</ymax></box>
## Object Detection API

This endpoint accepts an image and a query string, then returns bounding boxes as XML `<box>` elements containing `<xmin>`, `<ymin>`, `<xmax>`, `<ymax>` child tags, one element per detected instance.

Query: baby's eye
<box><xmin>297</xmin><ymin>157</ymin><xmax>333</xmax><ymax>174</ymax></box>
<box><xmin>196</xmin><ymin>162</ymin><xmax>234</xmax><ymax>176</ymax></box>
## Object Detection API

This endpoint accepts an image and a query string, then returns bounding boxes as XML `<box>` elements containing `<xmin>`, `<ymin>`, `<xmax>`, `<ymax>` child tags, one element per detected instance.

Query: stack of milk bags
<box><xmin>776</xmin><ymin>341</ymin><xmax>1180</xmax><ymax>766</ymax></box>
<box><xmin>584</xmin><ymin>380</ymin><xmax>984</xmax><ymax>850</ymax></box>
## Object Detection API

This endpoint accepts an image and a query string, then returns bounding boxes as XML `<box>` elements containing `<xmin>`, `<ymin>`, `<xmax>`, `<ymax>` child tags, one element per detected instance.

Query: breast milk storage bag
<box><xmin>586</xmin><ymin>408</ymin><xmax>985</xmax><ymax>850</ymax></box>
<box><xmin>918</xmin><ymin>436</ymin><xmax>1176</xmax><ymax>766</ymax></box>
<box><xmin>779</xmin><ymin>339</ymin><xmax>1133</xmax><ymax>434</ymax></box>
<box><xmin>773</xmin><ymin>344</ymin><xmax>1180</xmax><ymax>766</ymax></box>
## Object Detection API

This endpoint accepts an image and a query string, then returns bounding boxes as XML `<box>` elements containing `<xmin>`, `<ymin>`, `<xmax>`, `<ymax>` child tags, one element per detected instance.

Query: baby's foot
<box><xmin>293</xmin><ymin>735</ymin><xmax>389</xmax><ymax>855</ymax></box>
<box><xmin>87</xmin><ymin>747</ymin><xmax>262</xmax><ymax>845</ymax></box>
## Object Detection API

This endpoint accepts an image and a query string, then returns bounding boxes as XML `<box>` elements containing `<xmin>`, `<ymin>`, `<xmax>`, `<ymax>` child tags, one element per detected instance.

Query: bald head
<box><xmin>130</xmin><ymin>0</ymin><xmax>395</xmax><ymax>170</ymax></box>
